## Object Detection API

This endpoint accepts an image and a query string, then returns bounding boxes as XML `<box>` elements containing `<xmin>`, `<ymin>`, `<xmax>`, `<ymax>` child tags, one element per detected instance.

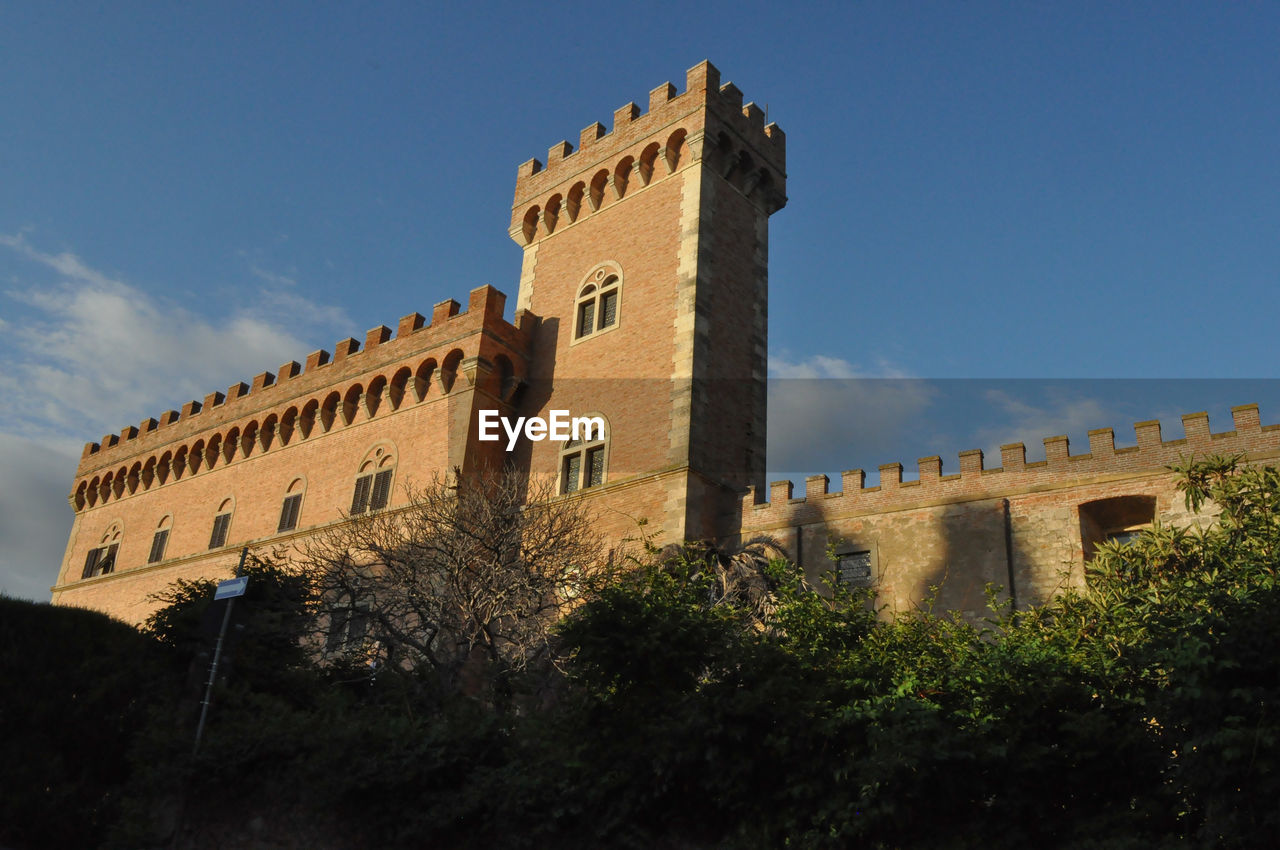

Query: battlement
<box><xmin>740</xmin><ymin>405</ymin><xmax>1280</xmax><ymax>526</ymax></box>
<box><xmin>510</xmin><ymin>60</ymin><xmax>787</xmax><ymax>244</ymax></box>
<box><xmin>76</xmin><ymin>284</ymin><xmax>530</xmax><ymax>472</ymax></box>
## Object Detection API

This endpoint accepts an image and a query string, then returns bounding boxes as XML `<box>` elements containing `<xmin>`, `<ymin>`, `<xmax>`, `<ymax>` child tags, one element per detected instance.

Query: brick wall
<box><xmin>739</xmin><ymin>407</ymin><xmax>1280</xmax><ymax>615</ymax></box>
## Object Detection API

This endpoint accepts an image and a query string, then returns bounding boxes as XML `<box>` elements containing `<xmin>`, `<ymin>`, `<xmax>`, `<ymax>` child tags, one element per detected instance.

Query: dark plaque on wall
<box><xmin>837</xmin><ymin>550</ymin><xmax>873</xmax><ymax>587</ymax></box>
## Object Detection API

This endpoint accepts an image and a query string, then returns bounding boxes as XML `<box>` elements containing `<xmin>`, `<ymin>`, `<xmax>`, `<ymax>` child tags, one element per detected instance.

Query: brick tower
<box><xmin>52</xmin><ymin>61</ymin><xmax>786</xmax><ymax>623</ymax></box>
<box><xmin>509</xmin><ymin>60</ymin><xmax>787</xmax><ymax>543</ymax></box>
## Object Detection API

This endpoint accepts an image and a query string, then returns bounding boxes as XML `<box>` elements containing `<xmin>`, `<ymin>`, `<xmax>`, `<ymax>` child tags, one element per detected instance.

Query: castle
<box><xmin>53</xmin><ymin>61</ymin><xmax>1280</xmax><ymax>623</ymax></box>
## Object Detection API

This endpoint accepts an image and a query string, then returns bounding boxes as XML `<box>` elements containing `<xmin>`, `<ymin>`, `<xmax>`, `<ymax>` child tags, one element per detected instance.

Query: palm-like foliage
<box><xmin>654</xmin><ymin>535</ymin><xmax>793</xmax><ymax>628</ymax></box>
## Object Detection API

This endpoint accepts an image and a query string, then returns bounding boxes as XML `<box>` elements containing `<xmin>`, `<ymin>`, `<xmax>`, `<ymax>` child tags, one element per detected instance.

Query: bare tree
<box><xmin>302</xmin><ymin>466</ymin><xmax>605</xmax><ymax>703</ymax></box>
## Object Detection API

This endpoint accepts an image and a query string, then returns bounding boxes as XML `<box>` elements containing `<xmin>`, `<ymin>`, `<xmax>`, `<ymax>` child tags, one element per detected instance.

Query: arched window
<box><xmin>209</xmin><ymin>498</ymin><xmax>234</xmax><ymax>549</ymax></box>
<box><xmin>325</xmin><ymin>599</ymin><xmax>370</xmax><ymax>655</ymax></box>
<box><xmin>559</xmin><ymin>415</ymin><xmax>608</xmax><ymax>494</ymax></box>
<box><xmin>573</xmin><ymin>269</ymin><xmax>621</xmax><ymax>342</ymax></box>
<box><xmin>148</xmin><ymin>516</ymin><xmax>172</xmax><ymax>564</ymax></box>
<box><xmin>1080</xmin><ymin>495</ymin><xmax>1157</xmax><ymax>561</ymax></box>
<box><xmin>351</xmin><ymin>448</ymin><xmax>395</xmax><ymax>514</ymax></box>
<box><xmin>278</xmin><ymin>479</ymin><xmax>305</xmax><ymax>532</ymax></box>
<box><xmin>82</xmin><ymin>524</ymin><xmax>122</xmax><ymax>579</ymax></box>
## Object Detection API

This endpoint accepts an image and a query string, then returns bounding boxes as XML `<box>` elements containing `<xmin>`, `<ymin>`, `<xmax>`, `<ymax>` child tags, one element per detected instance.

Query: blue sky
<box><xmin>2</xmin><ymin>3</ymin><xmax>1279</xmax><ymax>600</ymax></box>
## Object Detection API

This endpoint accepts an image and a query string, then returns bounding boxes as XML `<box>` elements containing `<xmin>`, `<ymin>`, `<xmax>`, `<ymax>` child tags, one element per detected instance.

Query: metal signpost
<box><xmin>192</xmin><ymin>547</ymin><xmax>249</xmax><ymax>755</ymax></box>
<box><xmin>171</xmin><ymin>548</ymin><xmax>250</xmax><ymax>849</ymax></box>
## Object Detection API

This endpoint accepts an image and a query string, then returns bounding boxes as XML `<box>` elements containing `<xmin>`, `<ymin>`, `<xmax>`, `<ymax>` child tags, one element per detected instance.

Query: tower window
<box><xmin>562</xmin><ymin>452</ymin><xmax>582</xmax><ymax>494</ymax></box>
<box><xmin>148</xmin><ymin>531</ymin><xmax>169</xmax><ymax>564</ymax></box>
<box><xmin>352</xmin><ymin>468</ymin><xmax>393</xmax><ymax>514</ymax></box>
<box><xmin>82</xmin><ymin>524</ymin><xmax>123</xmax><ymax>578</ymax></box>
<box><xmin>279</xmin><ymin>493</ymin><xmax>303</xmax><ymax>532</ymax></box>
<box><xmin>209</xmin><ymin>500</ymin><xmax>234</xmax><ymax>549</ymax></box>
<box><xmin>278</xmin><ymin>479</ymin><xmax>306</xmax><ymax>532</ymax></box>
<box><xmin>82</xmin><ymin>543</ymin><xmax>119</xmax><ymax>579</ymax></box>
<box><xmin>209</xmin><ymin>512</ymin><xmax>232</xmax><ymax>549</ymax></box>
<box><xmin>559</xmin><ymin>419</ymin><xmax>608</xmax><ymax>494</ymax></box>
<box><xmin>148</xmin><ymin>516</ymin><xmax>172</xmax><ymax>564</ymax></box>
<box><xmin>577</xmin><ymin>295</ymin><xmax>595</xmax><ymax>337</ymax></box>
<box><xmin>572</xmin><ymin>273</ymin><xmax>621</xmax><ymax>342</ymax></box>
<box><xmin>600</xmin><ymin>289</ymin><xmax>618</xmax><ymax>328</ymax></box>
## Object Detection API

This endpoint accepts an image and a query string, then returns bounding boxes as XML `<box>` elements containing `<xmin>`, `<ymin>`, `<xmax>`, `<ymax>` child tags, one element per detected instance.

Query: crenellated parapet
<box><xmin>510</xmin><ymin>60</ymin><xmax>787</xmax><ymax>246</ymax></box>
<box><xmin>72</xmin><ymin>285</ymin><xmax>535</xmax><ymax>505</ymax></box>
<box><xmin>739</xmin><ymin>405</ymin><xmax>1280</xmax><ymax>527</ymax></box>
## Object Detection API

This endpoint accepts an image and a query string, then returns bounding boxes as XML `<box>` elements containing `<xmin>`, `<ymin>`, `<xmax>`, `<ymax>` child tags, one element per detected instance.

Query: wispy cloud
<box><xmin>770</xmin><ymin>353</ymin><xmax>912</xmax><ymax>380</ymax></box>
<box><xmin>0</xmin><ymin>234</ymin><xmax>352</xmax><ymax>600</ymax></box>
<box><xmin>974</xmin><ymin>388</ymin><xmax>1117</xmax><ymax>461</ymax></box>
<box><xmin>249</xmin><ymin>263</ymin><xmax>297</xmax><ymax>288</ymax></box>
<box><xmin>767</xmin><ymin>354</ymin><xmax>936</xmax><ymax>481</ymax></box>
<box><xmin>0</xmin><ymin>233</ymin><xmax>351</xmax><ymax>438</ymax></box>
<box><xmin>0</xmin><ymin>233</ymin><xmax>120</xmax><ymax>289</ymax></box>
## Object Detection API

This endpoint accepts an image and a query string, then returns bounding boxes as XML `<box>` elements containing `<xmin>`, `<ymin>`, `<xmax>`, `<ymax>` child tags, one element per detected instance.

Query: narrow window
<box><xmin>82</xmin><ymin>526</ymin><xmax>122</xmax><ymax>578</ymax></box>
<box><xmin>585</xmin><ymin>446</ymin><xmax>605</xmax><ymax>488</ymax></box>
<box><xmin>149</xmin><ymin>516</ymin><xmax>172</xmax><ymax>564</ymax></box>
<box><xmin>559</xmin><ymin>419</ymin><xmax>608</xmax><ymax>494</ymax></box>
<box><xmin>82</xmin><ymin>547</ymin><xmax>102</xmax><ymax>579</ymax></box>
<box><xmin>81</xmin><ymin>543</ymin><xmax>119</xmax><ymax>578</ymax></box>
<box><xmin>599</xmin><ymin>288</ymin><xmax>618</xmax><ymax>328</ymax></box>
<box><xmin>278</xmin><ymin>493</ymin><xmax>303</xmax><ymax>532</ymax></box>
<box><xmin>148</xmin><ymin>529</ymin><xmax>169</xmax><ymax>564</ymax></box>
<box><xmin>352</xmin><ymin>451</ymin><xmax>395</xmax><ymax>515</ymax></box>
<box><xmin>98</xmin><ymin>544</ymin><xmax>118</xmax><ymax>576</ymax></box>
<box><xmin>562</xmin><ymin>451</ymin><xmax>582</xmax><ymax>494</ymax></box>
<box><xmin>572</xmin><ymin>272</ymin><xmax>621</xmax><ymax>342</ymax></box>
<box><xmin>370</xmin><ymin>469</ymin><xmax>393</xmax><ymax>511</ymax></box>
<box><xmin>577</xmin><ymin>296</ymin><xmax>596</xmax><ymax>337</ymax></box>
<box><xmin>209</xmin><ymin>513</ymin><xmax>231</xmax><ymax>549</ymax></box>
<box><xmin>326</xmin><ymin>603</ymin><xmax>370</xmax><ymax>654</ymax></box>
<box><xmin>351</xmin><ymin>474</ymin><xmax>373</xmax><ymax>514</ymax></box>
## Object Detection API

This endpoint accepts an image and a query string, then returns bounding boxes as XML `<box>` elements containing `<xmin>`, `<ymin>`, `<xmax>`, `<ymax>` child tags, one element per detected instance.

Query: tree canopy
<box><xmin>6</xmin><ymin>457</ymin><xmax>1280</xmax><ymax>848</ymax></box>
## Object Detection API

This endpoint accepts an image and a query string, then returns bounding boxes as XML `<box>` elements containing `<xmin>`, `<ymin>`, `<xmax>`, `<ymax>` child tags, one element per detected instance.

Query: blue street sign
<box><xmin>214</xmin><ymin>576</ymin><xmax>249</xmax><ymax>600</ymax></box>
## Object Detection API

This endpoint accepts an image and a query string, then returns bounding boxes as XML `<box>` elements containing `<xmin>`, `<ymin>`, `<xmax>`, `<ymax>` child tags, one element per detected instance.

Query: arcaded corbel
<box><xmin>460</xmin><ymin>355</ymin><xmax>493</xmax><ymax>388</ymax></box>
<box><xmin>501</xmin><ymin>376</ymin><xmax>526</xmax><ymax>404</ymax></box>
<box><xmin>684</xmin><ymin>130</ymin><xmax>706</xmax><ymax>163</ymax></box>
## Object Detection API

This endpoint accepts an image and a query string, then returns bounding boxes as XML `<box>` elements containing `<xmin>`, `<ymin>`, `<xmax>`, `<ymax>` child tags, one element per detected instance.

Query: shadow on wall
<box><xmin>749</xmin><ymin>461</ymin><xmax>1032</xmax><ymax>621</ymax></box>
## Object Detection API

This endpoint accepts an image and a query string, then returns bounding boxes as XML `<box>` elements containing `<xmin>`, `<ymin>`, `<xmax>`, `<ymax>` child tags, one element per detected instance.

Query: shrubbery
<box><xmin>5</xmin><ymin>457</ymin><xmax>1280</xmax><ymax>848</ymax></box>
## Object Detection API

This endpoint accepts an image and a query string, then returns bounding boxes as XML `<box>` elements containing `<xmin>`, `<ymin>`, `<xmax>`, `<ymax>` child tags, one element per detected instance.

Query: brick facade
<box><xmin>736</xmin><ymin>407</ymin><xmax>1280</xmax><ymax>614</ymax></box>
<box><xmin>52</xmin><ymin>60</ymin><xmax>1280</xmax><ymax>623</ymax></box>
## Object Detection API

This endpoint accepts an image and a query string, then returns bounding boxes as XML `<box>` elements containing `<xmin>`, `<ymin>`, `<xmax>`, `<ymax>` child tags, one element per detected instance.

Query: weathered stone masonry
<box><xmin>736</xmin><ymin>407</ymin><xmax>1280</xmax><ymax>616</ymax></box>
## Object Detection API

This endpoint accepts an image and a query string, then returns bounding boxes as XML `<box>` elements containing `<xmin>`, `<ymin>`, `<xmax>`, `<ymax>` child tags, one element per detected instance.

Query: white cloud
<box><xmin>259</xmin><ymin>287</ymin><xmax>351</xmax><ymax>329</ymax></box>
<box><xmin>767</xmin><ymin>354</ymin><xmax>936</xmax><ymax>482</ymax></box>
<box><xmin>0</xmin><ymin>234</ymin><xmax>352</xmax><ymax>600</ymax></box>
<box><xmin>0</xmin><ymin>434</ymin><xmax>80</xmax><ymax>601</ymax></box>
<box><xmin>1</xmin><ymin>233</ymin><xmax>351</xmax><ymax>438</ymax></box>
<box><xmin>0</xmin><ymin>232</ymin><xmax>119</xmax><ymax>289</ymax></box>
<box><xmin>770</xmin><ymin>353</ymin><xmax>912</xmax><ymax>380</ymax></box>
<box><xmin>249</xmin><ymin>263</ymin><xmax>298</xmax><ymax>288</ymax></box>
<box><xmin>975</xmin><ymin>389</ymin><xmax>1117</xmax><ymax>461</ymax></box>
